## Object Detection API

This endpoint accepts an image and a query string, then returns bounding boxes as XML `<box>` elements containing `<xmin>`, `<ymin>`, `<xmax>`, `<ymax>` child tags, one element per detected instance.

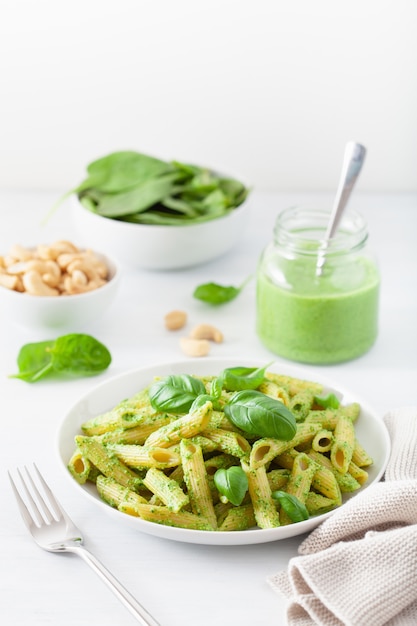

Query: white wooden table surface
<box><xmin>0</xmin><ymin>189</ymin><xmax>416</xmax><ymax>626</ymax></box>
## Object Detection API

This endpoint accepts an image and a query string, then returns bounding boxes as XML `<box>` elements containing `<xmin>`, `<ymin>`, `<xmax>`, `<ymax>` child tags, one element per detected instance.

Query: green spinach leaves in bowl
<box><xmin>62</xmin><ymin>151</ymin><xmax>249</xmax><ymax>226</ymax></box>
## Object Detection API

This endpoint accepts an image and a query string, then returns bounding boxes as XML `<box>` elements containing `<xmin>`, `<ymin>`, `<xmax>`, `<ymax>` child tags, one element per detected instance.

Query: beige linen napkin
<box><xmin>268</xmin><ymin>408</ymin><xmax>417</xmax><ymax>626</ymax></box>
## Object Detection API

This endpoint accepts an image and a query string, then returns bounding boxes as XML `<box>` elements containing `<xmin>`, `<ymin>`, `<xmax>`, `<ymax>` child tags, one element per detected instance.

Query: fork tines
<box><xmin>8</xmin><ymin>464</ymin><xmax>61</xmax><ymax>528</ymax></box>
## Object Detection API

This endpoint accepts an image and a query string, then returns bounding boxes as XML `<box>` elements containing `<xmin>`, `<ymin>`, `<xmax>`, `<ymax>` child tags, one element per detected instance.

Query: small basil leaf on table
<box><xmin>149</xmin><ymin>374</ymin><xmax>206</xmax><ymax>413</ymax></box>
<box><xmin>220</xmin><ymin>362</ymin><xmax>273</xmax><ymax>392</ymax></box>
<box><xmin>193</xmin><ymin>276</ymin><xmax>252</xmax><ymax>305</ymax></box>
<box><xmin>271</xmin><ymin>491</ymin><xmax>310</xmax><ymax>522</ymax></box>
<box><xmin>224</xmin><ymin>390</ymin><xmax>296</xmax><ymax>439</ymax></box>
<box><xmin>9</xmin><ymin>334</ymin><xmax>111</xmax><ymax>382</ymax></box>
<box><xmin>214</xmin><ymin>466</ymin><xmax>248</xmax><ymax>506</ymax></box>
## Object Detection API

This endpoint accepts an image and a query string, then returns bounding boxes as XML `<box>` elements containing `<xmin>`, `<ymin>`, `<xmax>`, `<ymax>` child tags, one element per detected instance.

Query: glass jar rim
<box><xmin>273</xmin><ymin>205</ymin><xmax>369</xmax><ymax>255</ymax></box>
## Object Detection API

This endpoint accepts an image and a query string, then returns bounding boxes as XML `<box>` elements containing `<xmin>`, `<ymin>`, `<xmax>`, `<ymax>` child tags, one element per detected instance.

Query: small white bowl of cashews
<box><xmin>0</xmin><ymin>240</ymin><xmax>120</xmax><ymax>330</ymax></box>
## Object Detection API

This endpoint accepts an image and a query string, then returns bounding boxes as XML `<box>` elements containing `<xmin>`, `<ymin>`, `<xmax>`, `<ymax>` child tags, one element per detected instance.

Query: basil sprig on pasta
<box><xmin>219</xmin><ymin>362</ymin><xmax>272</xmax><ymax>392</ymax></box>
<box><xmin>224</xmin><ymin>390</ymin><xmax>296</xmax><ymax>439</ymax></box>
<box><xmin>214</xmin><ymin>466</ymin><xmax>249</xmax><ymax>506</ymax></box>
<box><xmin>149</xmin><ymin>364</ymin><xmax>296</xmax><ymax>440</ymax></box>
<box><xmin>271</xmin><ymin>491</ymin><xmax>310</xmax><ymax>523</ymax></box>
<box><xmin>149</xmin><ymin>374</ymin><xmax>206</xmax><ymax>413</ymax></box>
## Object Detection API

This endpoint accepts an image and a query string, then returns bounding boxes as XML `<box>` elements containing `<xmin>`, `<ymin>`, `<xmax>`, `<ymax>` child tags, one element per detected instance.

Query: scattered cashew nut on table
<box><xmin>0</xmin><ymin>240</ymin><xmax>110</xmax><ymax>296</ymax></box>
<box><xmin>164</xmin><ymin>313</ymin><xmax>225</xmax><ymax>357</ymax></box>
<box><xmin>164</xmin><ymin>310</ymin><xmax>188</xmax><ymax>331</ymax></box>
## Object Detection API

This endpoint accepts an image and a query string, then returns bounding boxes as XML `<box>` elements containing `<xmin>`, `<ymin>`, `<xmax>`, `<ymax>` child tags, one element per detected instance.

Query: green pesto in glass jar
<box><xmin>256</xmin><ymin>206</ymin><xmax>379</xmax><ymax>364</ymax></box>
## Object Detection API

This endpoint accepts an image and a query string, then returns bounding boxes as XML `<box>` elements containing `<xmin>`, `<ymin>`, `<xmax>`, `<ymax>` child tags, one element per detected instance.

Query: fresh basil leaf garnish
<box><xmin>220</xmin><ymin>362</ymin><xmax>272</xmax><ymax>392</ymax></box>
<box><xmin>271</xmin><ymin>491</ymin><xmax>310</xmax><ymax>522</ymax></box>
<box><xmin>149</xmin><ymin>374</ymin><xmax>206</xmax><ymax>413</ymax></box>
<box><xmin>224</xmin><ymin>390</ymin><xmax>296</xmax><ymax>439</ymax></box>
<box><xmin>214</xmin><ymin>466</ymin><xmax>248</xmax><ymax>506</ymax></box>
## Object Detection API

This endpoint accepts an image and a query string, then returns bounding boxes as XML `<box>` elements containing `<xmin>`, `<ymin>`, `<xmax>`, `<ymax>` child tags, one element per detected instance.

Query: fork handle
<box><xmin>70</xmin><ymin>545</ymin><xmax>160</xmax><ymax>625</ymax></box>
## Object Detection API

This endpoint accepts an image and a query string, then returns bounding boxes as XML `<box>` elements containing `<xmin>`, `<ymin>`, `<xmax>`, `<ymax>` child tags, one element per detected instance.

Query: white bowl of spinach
<box><xmin>67</xmin><ymin>151</ymin><xmax>251</xmax><ymax>270</ymax></box>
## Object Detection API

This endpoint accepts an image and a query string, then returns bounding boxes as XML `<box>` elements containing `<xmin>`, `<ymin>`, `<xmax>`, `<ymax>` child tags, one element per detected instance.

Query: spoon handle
<box><xmin>316</xmin><ymin>141</ymin><xmax>366</xmax><ymax>276</ymax></box>
<box><xmin>325</xmin><ymin>141</ymin><xmax>367</xmax><ymax>240</ymax></box>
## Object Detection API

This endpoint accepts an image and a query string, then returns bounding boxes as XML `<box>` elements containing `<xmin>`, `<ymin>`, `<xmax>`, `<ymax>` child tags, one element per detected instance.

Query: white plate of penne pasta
<box><xmin>57</xmin><ymin>358</ymin><xmax>391</xmax><ymax>545</ymax></box>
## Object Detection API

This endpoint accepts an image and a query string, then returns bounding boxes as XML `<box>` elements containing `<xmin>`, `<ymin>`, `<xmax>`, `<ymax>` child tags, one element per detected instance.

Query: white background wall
<box><xmin>1</xmin><ymin>0</ymin><xmax>416</xmax><ymax>192</ymax></box>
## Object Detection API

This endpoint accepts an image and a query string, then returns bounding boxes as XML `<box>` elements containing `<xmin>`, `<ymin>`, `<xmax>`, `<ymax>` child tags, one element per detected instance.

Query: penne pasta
<box><xmin>75</xmin><ymin>435</ymin><xmax>143</xmax><ymax>491</ymax></box>
<box><xmin>202</xmin><ymin>428</ymin><xmax>251</xmax><ymax>458</ymax></box>
<box><xmin>279</xmin><ymin>453</ymin><xmax>319</xmax><ymax>525</ymax></box>
<box><xmin>108</xmin><ymin>443</ymin><xmax>181</xmax><ymax>470</ymax></box>
<box><xmin>331</xmin><ymin>414</ymin><xmax>356</xmax><ymax>474</ymax></box>
<box><xmin>96</xmin><ymin>475</ymin><xmax>147</xmax><ymax>510</ymax></box>
<box><xmin>145</xmin><ymin>400</ymin><xmax>212</xmax><ymax>448</ymax></box>
<box><xmin>134</xmin><ymin>503</ymin><xmax>215</xmax><ymax>530</ymax></box>
<box><xmin>250</xmin><ymin>422</ymin><xmax>322</xmax><ymax>468</ymax></box>
<box><xmin>242</xmin><ymin>461</ymin><xmax>280</xmax><ymax>529</ymax></box>
<box><xmin>305</xmin><ymin>402</ymin><xmax>361</xmax><ymax>430</ymax></box>
<box><xmin>143</xmin><ymin>467</ymin><xmax>189</xmax><ymax>512</ymax></box>
<box><xmin>218</xmin><ymin>503</ymin><xmax>256</xmax><ymax>531</ymax></box>
<box><xmin>180</xmin><ymin>438</ymin><xmax>217</xmax><ymax>529</ymax></box>
<box><xmin>352</xmin><ymin>439</ymin><xmax>374</xmax><ymax>467</ymax></box>
<box><xmin>312</xmin><ymin>429</ymin><xmax>334</xmax><ymax>453</ymax></box>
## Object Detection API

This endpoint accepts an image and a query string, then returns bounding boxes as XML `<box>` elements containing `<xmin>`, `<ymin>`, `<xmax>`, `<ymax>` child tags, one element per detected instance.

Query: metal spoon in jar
<box><xmin>316</xmin><ymin>141</ymin><xmax>367</xmax><ymax>276</ymax></box>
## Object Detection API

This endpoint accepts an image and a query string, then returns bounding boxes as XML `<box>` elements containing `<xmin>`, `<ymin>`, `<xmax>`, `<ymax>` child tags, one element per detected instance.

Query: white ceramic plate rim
<box><xmin>56</xmin><ymin>358</ymin><xmax>391</xmax><ymax>545</ymax></box>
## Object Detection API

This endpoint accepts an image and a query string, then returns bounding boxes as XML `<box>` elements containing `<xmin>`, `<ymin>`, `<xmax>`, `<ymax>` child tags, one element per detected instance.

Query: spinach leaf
<box><xmin>214</xmin><ymin>466</ymin><xmax>248</xmax><ymax>506</ymax></box>
<box><xmin>149</xmin><ymin>374</ymin><xmax>206</xmax><ymax>413</ymax></box>
<box><xmin>314</xmin><ymin>393</ymin><xmax>340</xmax><ymax>409</ymax></box>
<box><xmin>193</xmin><ymin>276</ymin><xmax>252</xmax><ymax>305</ymax></box>
<box><xmin>220</xmin><ymin>362</ymin><xmax>272</xmax><ymax>392</ymax></box>
<box><xmin>50</xmin><ymin>334</ymin><xmax>111</xmax><ymax>374</ymax></box>
<box><xmin>224</xmin><ymin>390</ymin><xmax>296</xmax><ymax>439</ymax></box>
<box><xmin>271</xmin><ymin>491</ymin><xmax>310</xmax><ymax>523</ymax></box>
<box><xmin>81</xmin><ymin>151</ymin><xmax>171</xmax><ymax>193</ymax></box>
<box><xmin>10</xmin><ymin>334</ymin><xmax>111</xmax><ymax>382</ymax></box>
<box><xmin>93</xmin><ymin>172</ymin><xmax>179</xmax><ymax>218</ymax></box>
<box><xmin>11</xmin><ymin>340</ymin><xmax>55</xmax><ymax>382</ymax></box>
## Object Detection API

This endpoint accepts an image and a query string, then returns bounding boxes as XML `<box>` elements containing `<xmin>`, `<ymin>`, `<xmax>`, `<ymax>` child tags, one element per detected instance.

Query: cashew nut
<box><xmin>63</xmin><ymin>274</ymin><xmax>101</xmax><ymax>295</ymax></box>
<box><xmin>180</xmin><ymin>337</ymin><xmax>211</xmax><ymax>357</ymax></box>
<box><xmin>8</xmin><ymin>244</ymin><xmax>34</xmax><ymax>262</ymax></box>
<box><xmin>3</xmin><ymin>261</ymin><xmax>28</xmax><ymax>275</ymax></box>
<box><xmin>0</xmin><ymin>272</ymin><xmax>19</xmax><ymax>290</ymax></box>
<box><xmin>189</xmin><ymin>323</ymin><xmax>224</xmax><ymax>343</ymax></box>
<box><xmin>83</xmin><ymin>250</ymin><xmax>108</xmax><ymax>278</ymax></box>
<box><xmin>67</xmin><ymin>258</ymin><xmax>105</xmax><ymax>285</ymax></box>
<box><xmin>71</xmin><ymin>269</ymin><xmax>88</xmax><ymax>287</ymax></box>
<box><xmin>38</xmin><ymin>240</ymin><xmax>79</xmax><ymax>260</ymax></box>
<box><xmin>22</xmin><ymin>270</ymin><xmax>59</xmax><ymax>296</ymax></box>
<box><xmin>26</xmin><ymin>259</ymin><xmax>62</xmax><ymax>287</ymax></box>
<box><xmin>164</xmin><ymin>310</ymin><xmax>187</xmax><ymax>331</ymax></box>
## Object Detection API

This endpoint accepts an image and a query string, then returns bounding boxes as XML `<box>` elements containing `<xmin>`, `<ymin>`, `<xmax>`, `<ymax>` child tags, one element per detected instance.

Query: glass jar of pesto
<box><xmin>256</xmin><ymin>206</ymin><xmax>380</xmax><ymax>364</ymax></box>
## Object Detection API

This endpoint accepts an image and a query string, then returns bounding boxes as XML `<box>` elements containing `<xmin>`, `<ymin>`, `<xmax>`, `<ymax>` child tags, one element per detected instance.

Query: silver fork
<box><xmin>8</xmin><ymin>464</ymin><xmax>160</xmax><ymax>626</ymax></box>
